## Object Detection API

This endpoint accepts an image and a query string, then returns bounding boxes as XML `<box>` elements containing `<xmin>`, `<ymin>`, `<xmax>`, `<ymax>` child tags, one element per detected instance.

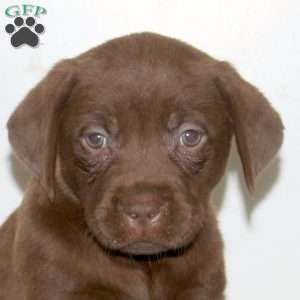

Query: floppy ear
<box><xmin>215</xmin><ymin>62</ymin><xmax>284</xmax><ymax>192</ymax></box>
<box><xmin>7</xmin><ymin>60</ymin><xmax>76</xmax><ymax>198</ymax></box>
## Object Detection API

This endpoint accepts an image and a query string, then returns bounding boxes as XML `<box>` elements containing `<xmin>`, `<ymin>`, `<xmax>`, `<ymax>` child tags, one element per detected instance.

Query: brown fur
<box><xmin>0</xmin><ymin>32</ymin><xmax>283</xmax><ymax>300</ymax></box>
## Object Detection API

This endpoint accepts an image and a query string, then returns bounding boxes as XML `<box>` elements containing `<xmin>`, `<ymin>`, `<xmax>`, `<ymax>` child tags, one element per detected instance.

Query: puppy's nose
<box><xmin>121</xmin><ymin>195</ymin><xmax>166</xmax><ymax>225</ymax></box>
<box><xmin>125</xmin><ymin>202</ymin><xmax>162</xmax><ymax>223</ymax></box>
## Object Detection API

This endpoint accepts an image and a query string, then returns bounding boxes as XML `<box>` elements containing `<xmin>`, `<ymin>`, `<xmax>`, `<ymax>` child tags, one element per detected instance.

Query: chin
<box><xmin>119</xmin><ymin>241</ymin><xmax>170</xmax><ymax>255</ymax></box>
<box><xmin>91</xmin><ymin>228</ymin><xmax>200</xmax><ymax>259</ymax></box>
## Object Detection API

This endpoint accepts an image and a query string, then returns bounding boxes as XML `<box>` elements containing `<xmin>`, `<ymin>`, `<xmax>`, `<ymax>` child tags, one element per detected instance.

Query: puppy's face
<box><xmin>7</xmin><ymin>33</ymin><xmax>283</xmax><ymax>257</ymax></box>
<box><xmin>58</xmin><ymin>62</ymin><xmax>232</xmax><ymax>255</ymax></box>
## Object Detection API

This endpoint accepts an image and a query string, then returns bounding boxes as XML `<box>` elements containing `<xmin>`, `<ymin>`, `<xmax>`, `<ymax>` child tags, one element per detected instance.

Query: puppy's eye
<box><xmin>180</xmin><ymin>129</ymin><xmax>203</xmax><ymax>147</ymax></box>
<box><xmin>84</xmin><ymin>132</ymin><xmax>107</xmax><ymax>149</ymax></box>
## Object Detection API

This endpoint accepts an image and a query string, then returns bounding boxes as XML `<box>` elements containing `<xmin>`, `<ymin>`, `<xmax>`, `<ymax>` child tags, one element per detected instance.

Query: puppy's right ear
<box><xmin>7</xmin><ymin>60</ymin><xmax>77</xmax><ymax>197</ymax></box>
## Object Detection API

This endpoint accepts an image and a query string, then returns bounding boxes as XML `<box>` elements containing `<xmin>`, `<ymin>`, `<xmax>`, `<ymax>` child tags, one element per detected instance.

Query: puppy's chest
<box><xmin>63</xmin><ymin>243</ymin><xmax>199</xmax><ymax>300</ymax></box>
<box><xmin>75</xmin><ymin>265</ymin><xmax>189</xmax><ymax>300</ymax></box>
<box><xmin>101</xmin><ymin>267</ymin><xmax>192</xmax><ymax>300</ymax></box>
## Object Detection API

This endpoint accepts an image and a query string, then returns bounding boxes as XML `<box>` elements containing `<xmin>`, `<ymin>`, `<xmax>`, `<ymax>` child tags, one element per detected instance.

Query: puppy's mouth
<box><xmin>87</xmin><ymin>224</ymin><xmax>196</xmax><ymax>258</ymax></box>
<box><xmin>87</xmin><ymin>220</ymin><xmax>200</xmax><ymax>259</ymax></box>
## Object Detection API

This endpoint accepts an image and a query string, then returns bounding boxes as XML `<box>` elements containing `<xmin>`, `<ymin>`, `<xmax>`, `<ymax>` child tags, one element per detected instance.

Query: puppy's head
<box><xmin>7</xmin><ymin>33</ymin><xmax>283</xmax><ymax>255</ymax></box>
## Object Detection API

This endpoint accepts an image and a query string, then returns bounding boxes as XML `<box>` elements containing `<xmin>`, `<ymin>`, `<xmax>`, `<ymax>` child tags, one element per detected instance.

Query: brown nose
<box><xmin>120</xmin><ymin>194</ymin><xmax>166</xmax><ymax>225</ymax></box>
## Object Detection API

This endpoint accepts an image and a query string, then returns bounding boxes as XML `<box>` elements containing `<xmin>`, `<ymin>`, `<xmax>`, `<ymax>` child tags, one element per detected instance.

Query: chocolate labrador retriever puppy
<box><xmin>0</xmin><ymin>32</ymin><xmax>283</xmax><ymax>300</ymax></box>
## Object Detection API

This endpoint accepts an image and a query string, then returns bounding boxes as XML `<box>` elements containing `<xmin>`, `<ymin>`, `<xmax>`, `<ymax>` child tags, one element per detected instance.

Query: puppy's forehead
<box><xmin>73</xmin><ymin>61</ymin><xmax>221</xmax><ymax>118</ymax></box>
<box><xmin>68</xmin><ymin>34</ymin><xmax>226</xmax><ymax>129</ymax></box>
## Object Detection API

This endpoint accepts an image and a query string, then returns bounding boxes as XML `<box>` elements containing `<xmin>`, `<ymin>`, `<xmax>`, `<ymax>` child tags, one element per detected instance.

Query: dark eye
<box><xmin>180</xmin><ymin>129</ymin><xmax>202</xmax><ymax>147</ymax></box>
<box><xmin>84</xmin><ymin>132</ymin><xmax>107</xmax><ymax>149</ymax></box>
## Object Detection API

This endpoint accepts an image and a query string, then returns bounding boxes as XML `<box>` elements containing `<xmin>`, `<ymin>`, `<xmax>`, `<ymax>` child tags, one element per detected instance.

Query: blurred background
<box><xmin>0</xmin><ymin>1</ymin><xmax>299</xmax><ymax>299</ymax></box>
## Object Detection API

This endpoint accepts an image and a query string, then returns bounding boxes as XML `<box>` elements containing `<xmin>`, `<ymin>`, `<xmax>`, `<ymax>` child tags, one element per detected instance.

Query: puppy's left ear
<box><xmin>214</xmin><ymin>62</ymin><xmax>284</xmax><ymax>192</ymax></box>
<box><xmin>7</xmin><ymin>60</ymin><xmax>77</xmax><ymax>198</ymax></box>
